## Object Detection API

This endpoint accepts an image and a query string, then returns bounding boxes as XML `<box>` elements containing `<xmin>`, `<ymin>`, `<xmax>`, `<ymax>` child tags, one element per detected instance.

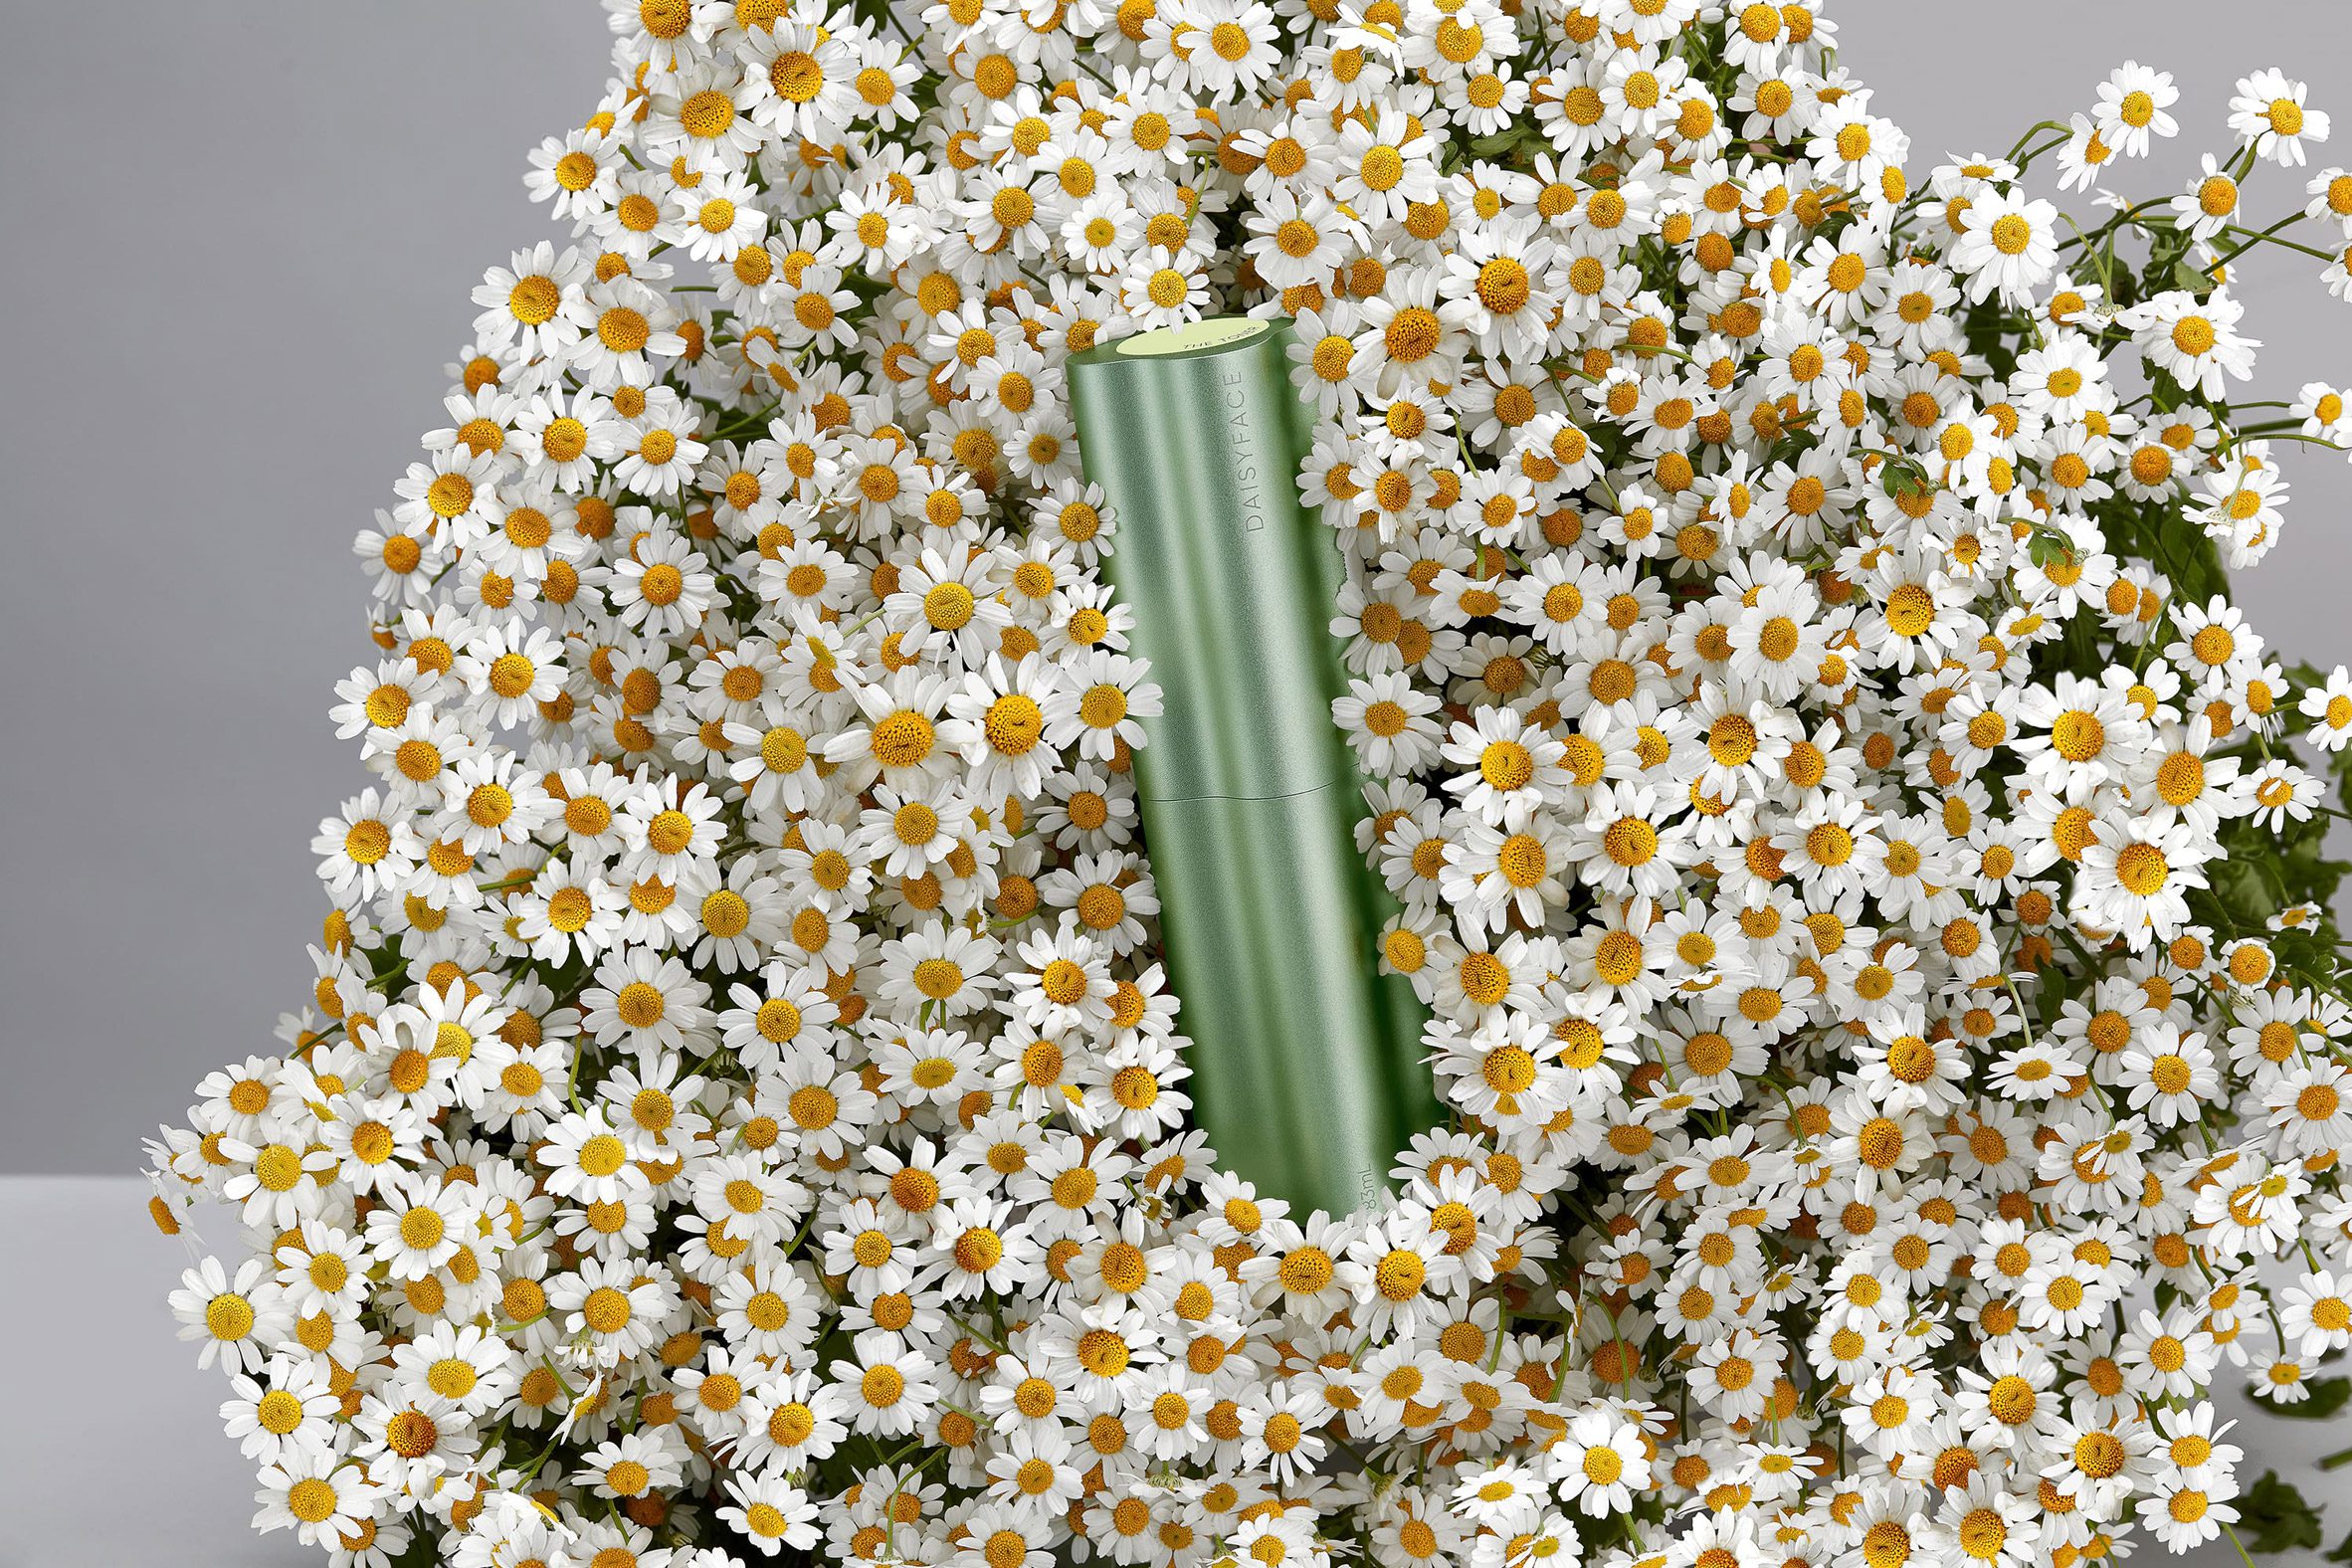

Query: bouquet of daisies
<box><xmin>150</xmin><ymin>0</ymin><xmax>2352</xmax><ymax>1564</ymax></box>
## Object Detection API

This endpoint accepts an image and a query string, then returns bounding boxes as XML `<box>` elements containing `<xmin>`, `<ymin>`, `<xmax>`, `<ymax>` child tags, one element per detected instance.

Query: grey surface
<box><xmin>0</xmin><ymin>1179</ymin><xmax>316</xmax><ymax>1566</ymax></box>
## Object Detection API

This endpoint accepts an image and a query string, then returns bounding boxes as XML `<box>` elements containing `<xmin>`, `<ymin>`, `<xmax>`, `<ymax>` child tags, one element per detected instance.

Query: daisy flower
<box><xmin>1950</xmin><ymin>191</ymin><xmax>2059</xmax><ymax>306</ymax></box>
<box><xmin>2231</xmin><ymin>68</ymin><xmax>2331</xmax><ymax>166</ymax></box>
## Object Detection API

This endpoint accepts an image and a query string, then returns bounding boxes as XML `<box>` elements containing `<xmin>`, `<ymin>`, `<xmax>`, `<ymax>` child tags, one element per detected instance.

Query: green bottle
<box><xmin>1067</xmin><ymin>315</ymin><xmax>1440</xmax><ymax>1219</ymax></box>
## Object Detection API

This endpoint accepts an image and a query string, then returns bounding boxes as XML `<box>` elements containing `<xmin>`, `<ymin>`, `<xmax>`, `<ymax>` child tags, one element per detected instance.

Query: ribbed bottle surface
<box><xmin>1068</xmin><ymin>317</ymin><xmax>1439</xmax><ymax>1217</ymax></box>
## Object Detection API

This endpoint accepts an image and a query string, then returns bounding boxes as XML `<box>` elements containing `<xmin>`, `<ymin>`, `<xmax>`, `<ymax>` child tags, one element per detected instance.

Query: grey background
<box><xmin>0</xmin><ymin>4</ymin><xmax>2346</xmax><ymax>1567</ymax></box>
<box><xmin>1</xmin><ymin>2</ymin><xmax>614</xmax><ymax>1171</ymax></box>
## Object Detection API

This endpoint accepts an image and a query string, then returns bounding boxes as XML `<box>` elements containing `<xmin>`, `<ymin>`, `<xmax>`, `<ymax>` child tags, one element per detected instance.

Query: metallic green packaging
<box><xmin>1067</xmin><ymin>315</ymin><xmax>1439</xmax><ymax>1218</ymax></box>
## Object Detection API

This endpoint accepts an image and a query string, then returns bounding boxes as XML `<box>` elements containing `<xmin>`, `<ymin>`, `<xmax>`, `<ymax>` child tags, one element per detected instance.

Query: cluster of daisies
<box><xmin>148</xmin><ymin>0</ymin><xmax>2352</xmax><ymax>1565</ymax></box>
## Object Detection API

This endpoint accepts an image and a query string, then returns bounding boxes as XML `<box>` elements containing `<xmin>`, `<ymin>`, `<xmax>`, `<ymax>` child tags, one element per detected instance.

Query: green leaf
<box><xmin>1877</xmin><ymin>458</ymin><xmax>1932</xmax><ymax>503</ymax></box>
<box><xmin>2240</xmin><ymin>1470</ymin><xmax>2326</xmax><ymax>1555</ymax></box>
<box><xmin>2208</xmin><ymin>856</ymin><xmax>2276</xmax><ymax>935</ymax></box>
<box><xmin>1466</xmin><ymin>124</ymin><xmax>1542</xmax><ymax>161</ymax></box>
<box><xmin>2172</xmin><ymin>257</ymin><xmax>2220</xmax><ymax>298</ymax></box>
<box><xmin>1960</xmin><ymin>300</ymin><xmax>2021</xmax><ymax>380</ymax></box>
<box><xmin>2027</xmin><ymin>535</ymin><xmax>2059</xmax><ymax>568</ymax></box>
<box><xmin>2326</xmin><ymin>1524</ymin><xmax>2352</xmax><ymax>1564</ymax></box>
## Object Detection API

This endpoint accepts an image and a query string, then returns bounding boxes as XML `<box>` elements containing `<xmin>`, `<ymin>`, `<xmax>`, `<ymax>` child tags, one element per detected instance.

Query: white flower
<box><xmin>568</xmin><ymin>277</ymin><xmax>686</xmax><ymax>389</ymax></box>
<box><xmin>2094</xmin><ymin>62</ymin><xmax>2180</xmax><ymax>157</ymax></box>
<box><xmin>2231</xmin><ymin>69</ymin><xmax>2331</xmax><ymax>166</ymax></box>
<box><xmin>600</xmin><ymin>524</ymin><xmax>718</xmax><ymax>637</ymax></box>
<box><xmin>1950</xmin><ymin>191</ymin><xmax>2059</xmax><ymax>306</ymax></box>
<box><xmin>473</xmin><ymin>241</ymin><xmax>596</xmax><ymax>358</ymax></box>
<box><xmin>716</xmin><ymin>1472</ymin><xmax>822</xmax><ymax>1556</ymax></box>
<box><xmin>220</xmin><ymin>1354</ymin><xmax>342</xmax><ymax>1466</ymax></box>
<box><xmin>1548</xmin><ymin>1408</ymin><xmax>1651</xmax><ymax>1516</ymax></box>
<box><xmin>252</xmin><ymin>1455</ymin><xmax>385</xmax><ymax>1548</ymax></box>
<box><xmin>1042</xmin><ymin>650</ymin><xmax>1160</xmax><ymax>763</ymax></box>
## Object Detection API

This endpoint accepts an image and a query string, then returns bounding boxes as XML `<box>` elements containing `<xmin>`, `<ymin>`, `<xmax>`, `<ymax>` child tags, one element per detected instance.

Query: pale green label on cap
<box><xmin>1114</xmin><ymin>316</ymin><xmax>1270</xmax><ymax>356</ymax></box>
